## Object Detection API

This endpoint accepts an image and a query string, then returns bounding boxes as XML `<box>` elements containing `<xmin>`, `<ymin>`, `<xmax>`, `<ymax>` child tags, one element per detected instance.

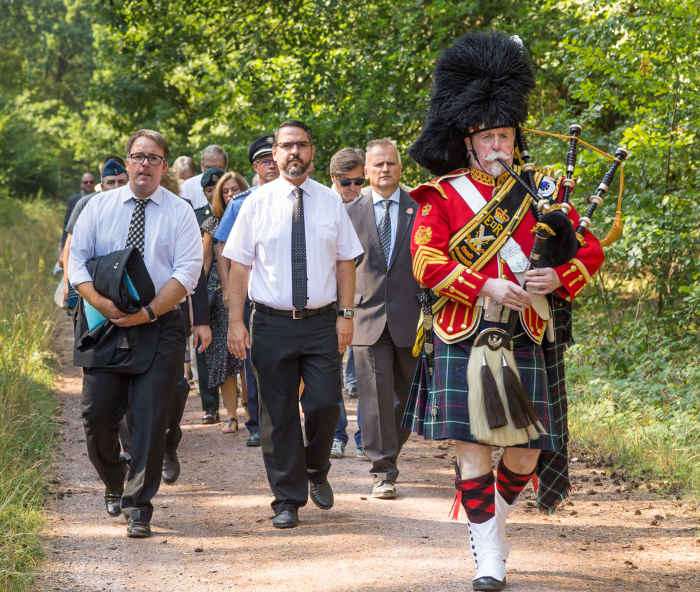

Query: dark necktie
<box><xmin>291</xmin><ymin>187</ymin><xmax>308</xmax><ymax>310</ymax></box>
<box><xmin>378</xmin><ymin>199</ymin><xmax>392</xmax><ymax>263</ymax></box>
<box><xmin>126</xmin><ymin>198</ymin><xmax>149</xmax><ymax>258</ymax></box>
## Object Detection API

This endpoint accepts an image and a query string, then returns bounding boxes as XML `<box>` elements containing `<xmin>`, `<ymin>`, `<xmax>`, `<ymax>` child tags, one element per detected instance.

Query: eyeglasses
<box><xmin>275</xmin><ymin>141</ymin><xmax>311</xmax><ymax>151</ymax></box>
<box><xmin>339</xmin><ymin>177</ymin><xmax>364</xmax><ymax>187</ymax></box>
<box><xmin>128</xmin><ymin>153</ymin><xmax>166</xmax><ymax>166</ymax></box>
<box><xmin>102</xmin><ymin>178</ymin><xmax>128</xmax><ymax>188</ymax></box>
<box><xmin>254</xmin><ymin>157</ymin><xmax>275</xmax><ymax>167</ymax></box>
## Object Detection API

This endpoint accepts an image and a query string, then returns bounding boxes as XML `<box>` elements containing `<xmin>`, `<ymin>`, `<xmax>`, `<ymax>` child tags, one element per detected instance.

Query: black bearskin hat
<box><xmin>409</xmin><ymin>31</ymin><xmax>535</xmax><ymax>176</ymax></box>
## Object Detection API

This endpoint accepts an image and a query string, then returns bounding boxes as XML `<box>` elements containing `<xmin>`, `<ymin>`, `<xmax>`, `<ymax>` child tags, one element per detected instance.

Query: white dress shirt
<box><xmin>179</xmin><ymin>173</ymin><xmax>209</xmax><ymax>209</ymax></box>
<box><xmin>371</xmin><ymin>187</ymin><xmax>400</xmax><ymax>261</ymax></box>
<box><xmin>69</xmin><ymin>184</ymin><xmax>203</xmax><ymax>295</ymax></box>
<box><xmin>222</xmin><ymin>176</ymin><xmax>363</xmax><ymax>310</ymax></box>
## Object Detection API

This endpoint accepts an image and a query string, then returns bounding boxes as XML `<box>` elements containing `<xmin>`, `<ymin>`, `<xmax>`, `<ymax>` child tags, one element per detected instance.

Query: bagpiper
<box><xmin>404</xmin><ymin>31</ymin><xmax>605</xmax><ymax>591</ymax></box>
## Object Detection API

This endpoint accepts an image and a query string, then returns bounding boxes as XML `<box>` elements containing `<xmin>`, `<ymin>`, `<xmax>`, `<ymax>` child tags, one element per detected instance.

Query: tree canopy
<box><xmin>1</xmin><ymin>0</ymin><xmax>698</xmax><ymax>318</ymax></box>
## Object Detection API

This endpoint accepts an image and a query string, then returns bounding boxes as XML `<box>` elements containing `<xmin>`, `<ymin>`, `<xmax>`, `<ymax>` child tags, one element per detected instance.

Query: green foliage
<box><xmin>0</xmin><ymin>198</ymin><xmax>61</xmax><ymax>591</ymax></box>
<box><xmin>0</xmin><ymin>0</ymin><xmax>697</xmax><ymax>535</ymax></box>
<box><xmin>566</xmin><ymin>296</ymin><xmax>699</xmax><ymax>496</ymax></box>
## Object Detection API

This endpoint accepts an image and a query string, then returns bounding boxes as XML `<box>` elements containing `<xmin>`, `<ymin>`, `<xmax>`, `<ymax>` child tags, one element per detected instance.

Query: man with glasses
<box><xmin>345</xmin><ymin>138</ymin><xmax>420</xmax><ymax>500</ymax></box>
<box><xmin>69</xmin><ymin>129</ymin><xmax>202</xmax><ymax>538</ymax></box>
<box><xmin>214</xmin><ymin>134</ymin><xmax>280</xmax><ymax>447</ymax></box>
<box><xmin>223</xmin><ymin>120</ymin><xmax>363</xmax><ymax>529</ymax></box>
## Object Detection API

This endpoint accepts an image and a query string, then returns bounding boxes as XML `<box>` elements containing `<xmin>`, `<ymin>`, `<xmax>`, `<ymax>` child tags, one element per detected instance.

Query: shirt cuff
<box><xmin>171</xmin><ymin>271</ymin><xmax>199</xmax><ymax>295</ymax></box>
<box><xmin>70</xmin><ymin>268</ymin><xmax>93</xmax><ymax>288</ymax></box>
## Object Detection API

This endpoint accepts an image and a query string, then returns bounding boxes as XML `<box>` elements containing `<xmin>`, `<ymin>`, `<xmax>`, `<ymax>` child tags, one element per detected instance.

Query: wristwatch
<box><xmin>338</xmin><ymin>308</ymin><xmax>355</xmax><ymax>319</ymax></box>
<box><xmin>144</xmin><ymin>304</ymin><xmax>157</xmax><ymax>323</ymax></box>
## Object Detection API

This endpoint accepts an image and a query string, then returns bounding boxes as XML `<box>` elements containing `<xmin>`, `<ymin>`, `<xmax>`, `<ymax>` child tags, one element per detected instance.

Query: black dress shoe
<box><xmin>126</xmin><ymin>519</ymin><xmax>151</xmax><ymax>538</ymax></box>
<box><xmin>162</xmin><ymin>451</ymin><xmax>180</xmax><ymax>484</ymax></box>
<box><xmin>309</xmin><ymin>477</ymin><xmax>334</xmax><ymax>510</ymax></box>
<box><xmin>246</xmin><ymin>432</ymin><xmax>261</xmax><ymax>447</ymax></box>
<box><xmin>472</xmin><ymin>576</ymin><xmax>506</xmax><ymax>591</ymax></box>
<box><xmin>202</xmin><ymin>411</ymin><xmax>219</xmax><ymax>424</ymax></box>
<box><xmin>104</xmin><ymin>491</ymin><xmax>122</xmax><ymax>517</ymax></box>
<box><xmin>272</xmin><ymin>508</ymin><xmax>299</xmax><ymax>529</ymax></box>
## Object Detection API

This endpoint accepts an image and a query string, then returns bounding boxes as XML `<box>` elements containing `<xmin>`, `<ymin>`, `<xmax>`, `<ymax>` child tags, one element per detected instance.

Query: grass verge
<box><xmin>567</xmin><ymin>309</ymin><xmax>699</xmax><ymax>499</ymax></box>
<box><xmin>0</xmin><ymin>196</ymin><xmax>61</xmax><ymax>591</ymax></box>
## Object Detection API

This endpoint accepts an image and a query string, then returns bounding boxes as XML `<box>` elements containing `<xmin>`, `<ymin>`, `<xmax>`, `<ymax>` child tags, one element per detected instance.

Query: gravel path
<box><xmin>36</xmin><ymin>314</ymin><xmax>699</xmax><ymax>591</ymax></box>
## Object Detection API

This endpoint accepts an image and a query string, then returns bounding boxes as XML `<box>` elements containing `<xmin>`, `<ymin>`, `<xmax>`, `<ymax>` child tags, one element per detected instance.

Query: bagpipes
<box><xmin>465</xmin><ymin>125</ymin><xmax>628</xmax><ymax>447</ymax></box>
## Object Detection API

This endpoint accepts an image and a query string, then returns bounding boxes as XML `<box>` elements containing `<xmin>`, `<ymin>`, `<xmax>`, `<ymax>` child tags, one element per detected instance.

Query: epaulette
<box><xmin>411</xmin><ymin>168</ymin><xmax>468</xmax><ymax>201</ymax></box>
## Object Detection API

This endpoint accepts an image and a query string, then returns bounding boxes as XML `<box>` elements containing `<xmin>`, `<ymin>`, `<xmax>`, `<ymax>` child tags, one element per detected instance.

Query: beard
<box><xmin>281</xmin><ymin>155</ymin><xmax>310</xmax><ymax>179</ymax></box>
<box><xmin>483</xmin><ymin>150</ymin><xmax>511</xmax><ymax>177</ymax></box>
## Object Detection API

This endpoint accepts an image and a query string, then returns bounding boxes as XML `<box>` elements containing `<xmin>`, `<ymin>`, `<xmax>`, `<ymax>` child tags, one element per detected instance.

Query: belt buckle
<box><xmin>292</xmin><ymin>308</ymin><xmax>304</xmax><ymax>320</ymax></box>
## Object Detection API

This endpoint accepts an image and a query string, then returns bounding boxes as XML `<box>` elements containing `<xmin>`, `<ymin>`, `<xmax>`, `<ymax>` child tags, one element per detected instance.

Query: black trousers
<box><xmin>354</xmin><ymin>324</ymin><xmax>416</xmax><ymax>481</ymax></box>
<box><xmin>118</xmin><ymin>376</ymin><xmax>189</xmax><ymax>457</ymax></box>
<box><xmin>251</xmin><ymin>307</ymin><xmax>341</xmax><ymax>512</ymax></box>
<box><xmin>81</xmin><ymin>310</ymin><xmax>186</xmax><ymax>522</ymax></box>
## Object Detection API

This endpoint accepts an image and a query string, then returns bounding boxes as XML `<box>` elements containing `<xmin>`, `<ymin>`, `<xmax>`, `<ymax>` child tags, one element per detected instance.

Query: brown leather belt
<box><xmin>253</xmin><ymin>302</ymin><xmax>336</xmax><ymax>320</ymax></box>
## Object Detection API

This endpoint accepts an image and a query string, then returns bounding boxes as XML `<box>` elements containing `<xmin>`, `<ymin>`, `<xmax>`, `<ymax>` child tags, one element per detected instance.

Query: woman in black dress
<box><xmin>202</xmin><ymin>171</ymin><xmax>249</xmax><ymax>432</ymax></box>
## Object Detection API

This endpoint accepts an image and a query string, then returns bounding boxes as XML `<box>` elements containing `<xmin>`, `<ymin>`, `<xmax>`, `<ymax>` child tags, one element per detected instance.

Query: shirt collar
<box><xmin>371</xmin><ymin>187</ymin><xmax>400</xmax><ymax>205</ymax></box>
<box><xmin>120</xmin><ymin>184</ymin><xmax>163</xmax><ymax>205</ymax></box>
<box><xmin>278</xmin><ymin>175</ymin><xmax>313</xmax><ymax>199</ymax></box>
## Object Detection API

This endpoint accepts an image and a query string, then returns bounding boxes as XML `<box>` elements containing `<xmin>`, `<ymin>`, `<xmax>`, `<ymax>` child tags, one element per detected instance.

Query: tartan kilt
<box><xmin>402</xmin><ymin>325</ymin><xmax>563</xmax><ymax>451</ymax></box>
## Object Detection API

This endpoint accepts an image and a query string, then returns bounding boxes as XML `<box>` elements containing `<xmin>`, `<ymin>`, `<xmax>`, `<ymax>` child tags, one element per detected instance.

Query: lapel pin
<box><xmin>406</xmin><ymin>207</ymin><xmax>414</xmax><ymax>215</ymax></box>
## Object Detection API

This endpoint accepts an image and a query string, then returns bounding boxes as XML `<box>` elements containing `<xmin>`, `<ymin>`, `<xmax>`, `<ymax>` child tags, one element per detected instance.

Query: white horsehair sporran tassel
<box><xmin>466</xmin><ymin>298</ymin><xmax>544</xmax><ymax>446</ymax></box>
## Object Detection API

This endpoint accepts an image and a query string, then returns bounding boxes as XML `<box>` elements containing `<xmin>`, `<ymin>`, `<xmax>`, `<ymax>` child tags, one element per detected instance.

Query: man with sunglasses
<box><xmin>328</xmin><ymin>147</ymin><xmax>366</xmax><ymax>459</ymax></box>
<box><xmin>330</xmin><ymin>147</ymin><xmax>366</xmax><ymax>205</ymax></box>
<box><xmin>345</xmin><ymin>138</ymin><xmax>420</xmax><ymax>500</ymax></box>
<box><xmin>69</xmin><ymin>129</ymin><xmax>202</xmax><ymax>538</ymax></box>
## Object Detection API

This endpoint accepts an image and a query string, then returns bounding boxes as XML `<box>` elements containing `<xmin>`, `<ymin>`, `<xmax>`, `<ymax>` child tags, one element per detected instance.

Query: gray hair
<box><xmin>201</xmin><ymin>145</ymin><xmax>228</xmax><ymax>169</ymax></box>
<box><xmin>172</xmin><ymin>155</ymin><xmax>196</xmax><ymax>176</ymax></box>
<box><xmin>366</xmin><ymin>138</ymin><xmax>401</xmax><ymax>165</ymax></box>
<box><xmin>329</xmin><ymin>147</ymin><xmax>365</xmax><ymax>177</ymax></box>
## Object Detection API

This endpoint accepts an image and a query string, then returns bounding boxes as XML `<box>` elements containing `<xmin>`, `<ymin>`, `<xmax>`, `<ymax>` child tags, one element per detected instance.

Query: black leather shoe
<box><xmin>472</xmin><ymin>576</ymin><xmax>506</xmax><ymax>591</ymax></box>
<box><xmin>104</xmin><ymin>491</ymin><xmax>122</xmax><ymax>517</ymax></box>
<box><xmin>246</xmin><ymin>432</ymin><xmax>261</xmax><ymax>447</ymax></box>
<box><xmin>202</xmin><ymin>411</ymin><xmax>219</xmax><ymax>424</ymax></box>
<box><xmin>309</xmin><ymin>477</ymin><xmax>334</xmax><ymax>510</ymax></box>
<box><xmin>272</xmin><ymin>508</ymin><xmax>299</xmax><ymax>529</ymax></box>
<box><xmin>126</xmin><ymin>519</ymin><xmax>151</xmax><ymax>538</ymax></box>
<box><xmin>162</xmin><ymin>451</ymin><xmax>180</xmax><ymax>484</ymax></box>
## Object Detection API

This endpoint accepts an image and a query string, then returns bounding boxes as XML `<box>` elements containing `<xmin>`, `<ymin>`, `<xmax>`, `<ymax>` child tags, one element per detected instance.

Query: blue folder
<box><xmin>84</xmin><ymin>273</ymin><xmax>141</xmax><ymax>330</ymax></box>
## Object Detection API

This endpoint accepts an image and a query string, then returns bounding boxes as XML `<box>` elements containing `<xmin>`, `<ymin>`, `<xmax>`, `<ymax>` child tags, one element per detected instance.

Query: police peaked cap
<box><xmin>248</xmin><ymin>134</ymin><xmax>274</xmax><ymax>163</ymax></box>
<box><xmin>409</xmin><ymin>31</ymin><xmax>535</xmax><ymax>176</ymax></box>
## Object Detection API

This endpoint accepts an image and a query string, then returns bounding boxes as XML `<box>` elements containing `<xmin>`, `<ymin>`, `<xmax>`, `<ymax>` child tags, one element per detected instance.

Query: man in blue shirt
<box><xmin>214</xmin><ymin>134</ymin><xmax>279</xmax><ymax>446</ymax></box>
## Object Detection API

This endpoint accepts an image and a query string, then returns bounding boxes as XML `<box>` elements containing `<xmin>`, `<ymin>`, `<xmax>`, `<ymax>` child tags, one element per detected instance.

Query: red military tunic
<box><xmin>410</xmin><ymin>167</ymin><xmax>604</xmax><ymax>344</ymax></box>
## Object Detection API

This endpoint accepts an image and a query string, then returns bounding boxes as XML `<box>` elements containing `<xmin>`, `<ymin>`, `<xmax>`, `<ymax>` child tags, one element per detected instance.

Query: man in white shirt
<box><xmin>179</xmin><ymin>144</ymin><xmax>228</xmax><ymax>210</ymax></box>
<box><xmin>223</xmin><ymin>120</ymin><xmax>363</xmax><ymax>529</ymax></box>
<box><xmin>69</xmin><ymin>129</ymin><xmax>202</xmax><ymax>538</ymax></box>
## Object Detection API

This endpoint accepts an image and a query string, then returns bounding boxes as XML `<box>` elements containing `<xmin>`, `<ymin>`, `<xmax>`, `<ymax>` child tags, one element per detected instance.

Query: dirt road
<box><xmin>36</xmin><ymin>314</ymin><xmax>699</xmax><ymax>591</ymax></box>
